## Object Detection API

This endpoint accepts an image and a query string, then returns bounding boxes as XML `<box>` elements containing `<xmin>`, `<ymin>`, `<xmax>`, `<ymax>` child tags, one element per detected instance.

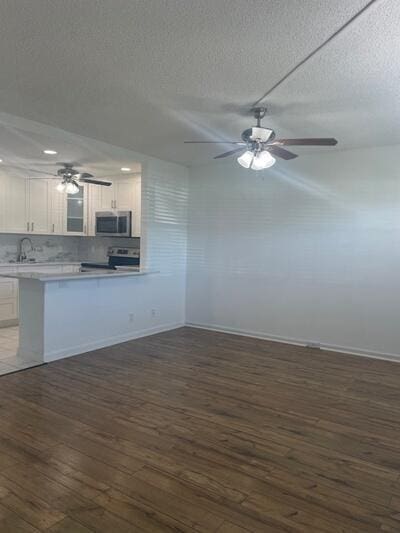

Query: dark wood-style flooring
<box><xmin>0</xmin><ymin>327</ymin><xmax>400</xmax><ymax>532</ymax></box>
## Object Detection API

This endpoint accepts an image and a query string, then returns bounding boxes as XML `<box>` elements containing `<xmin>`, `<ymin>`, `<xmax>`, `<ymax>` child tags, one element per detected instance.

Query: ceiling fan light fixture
<box><xmin>65</xmin><ymin>180</ymin><xmax>80</xmax><ymax>194</ymax></box>
<box><xmin>237</xmin><ymin>150</ymin><xmax>254</xmax><ymax>168</ymax></box>
<box><xmin>251</xmin><ymin>150</ymin><xmax>276</xmax><ymax>170</ymax></box>
<box><xmin>56</xmin><ymin>181</ymin><xmax>66</xmax><ymax>192</ymax></box>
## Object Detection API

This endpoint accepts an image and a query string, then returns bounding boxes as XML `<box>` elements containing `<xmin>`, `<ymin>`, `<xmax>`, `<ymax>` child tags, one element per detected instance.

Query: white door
<box><xmin>4</xmin><ymin>176</ymin><xmax>28</xmax><ymax>233</ymax></box>
<box><xmin>28</xmin><ymin>179</ymin><xmax>51</xmax><ymax>234</ymax></box>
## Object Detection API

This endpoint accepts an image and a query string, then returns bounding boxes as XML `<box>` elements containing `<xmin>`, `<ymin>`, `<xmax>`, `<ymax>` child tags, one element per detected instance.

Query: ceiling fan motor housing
<box><xmin>241</xmin><ymin>127</ymin><xmax>275</xmax><ymax>148</ymax></box>
<box><xmin>242</xmin><ymin>107</ymin><xmax>274</xmax><ymax>146</ymax></box>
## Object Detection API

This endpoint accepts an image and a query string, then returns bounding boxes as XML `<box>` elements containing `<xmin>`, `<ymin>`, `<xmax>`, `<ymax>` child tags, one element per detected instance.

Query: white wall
<box><xmin>140</xmin><ymin>157</ymin><xmax>188</xmax><ymax>328</ymax></box>
<box><xmin>186</xmin><ymin>145</ymin><xmax>400</xmax><ymax>359</ymax></box>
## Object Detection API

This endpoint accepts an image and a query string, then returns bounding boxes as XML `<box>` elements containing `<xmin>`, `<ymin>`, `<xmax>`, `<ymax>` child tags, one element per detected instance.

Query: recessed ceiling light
<box><xmin>121</xmin><ymin>167</ymin><xmax>131</xmax><ymax>172</ymax></box>
<box><xmin>43</xmin><ymin>149</ymin><xmax>58</xmax><ymax>155</ymax></box>
<box><xmin>0</xmin><ymin>159</ymin><xmax>3</xmax><ymax>163</ymax></box>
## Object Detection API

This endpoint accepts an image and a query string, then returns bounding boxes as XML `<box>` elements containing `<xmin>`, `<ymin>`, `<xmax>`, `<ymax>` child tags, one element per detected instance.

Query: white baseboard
<box><xmin>43</xmin><ymin>322</ymin><xmax>184</xmax><ymax>363</ymax></box>
<box><xmin>185</xmin><ymin>322</ymin><xmax>400</xmax><ymax>363</ymax></box>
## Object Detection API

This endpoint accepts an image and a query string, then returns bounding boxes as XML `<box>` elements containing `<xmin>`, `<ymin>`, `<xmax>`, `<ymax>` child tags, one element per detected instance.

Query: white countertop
<box><xmin>0</xmin><ymin>261</ymin><xmax>81</xmax><ymax>268</ymax></box>
<box><xmin>0</xmin><ymin>268</ymin><xmax>156</xmax><ymax>282</ymax></box>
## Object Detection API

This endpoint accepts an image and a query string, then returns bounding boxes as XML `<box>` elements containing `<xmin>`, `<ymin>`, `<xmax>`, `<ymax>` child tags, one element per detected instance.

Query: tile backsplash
<box><xmin>78</xmin><ymin>236</ymin><xmax>140</xmax><ymax>262</ymax></box>
<box><xmin>0</xmin><ymin>234</ymin><xmax>140</xmax><ymax>264</ymax></box>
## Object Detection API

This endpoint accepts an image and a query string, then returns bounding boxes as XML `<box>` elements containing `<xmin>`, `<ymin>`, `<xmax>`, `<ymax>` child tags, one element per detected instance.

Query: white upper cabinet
<box><xmin>48</xmin><ymin>181</ymin><xmax>65</xmax><ymax>234</ymax></box>
<box><xmin>90</xmin><ymin>175</ymin><xmax>141</xmax><ymax>237</ymax></box>
<box><xmin>114</xmin><ymin>178</ymin><xmax>136</xmax><ymax>210</ymax></box>
<box><xmin>98</xmin><ymin>183</ymin><xmax>115</xmax><ymax>210</ymax></box>
<box><xmin>64</xmin><ymin>183</ymin><xmax>88</xmax><ymax>236</ymax></box>
<box><xmin>97</xmin><ymin>176</ymin><xmax>139</xmax><ymax>211</ymax></box>
<box><xmin>0</xmin><ymin>174</ymin><xmax>140</xmax><ymax>237</ymax></box>
<box><xmin>27</xmin><ymin>178</ymin><xmax>51</xmax><ymax>234</ymax></box>
<box><xmin>3</xmin><ymin>175</ymin><xmax>28</xmax><ymax>234</ymax></box>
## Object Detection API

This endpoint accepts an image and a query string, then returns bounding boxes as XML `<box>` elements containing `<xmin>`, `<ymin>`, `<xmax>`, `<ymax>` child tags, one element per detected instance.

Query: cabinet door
<box><xmin>4</xmin><ymin>176</ymin><xmax>28</xmax><ymax>234</ymax></box>
<box><xmin>87</xmin><ymin>185</ymin><xmax>101</xmax><ymax>236</ymax></box>
<box><xmin>0</xmin><ymin>277</ymin><xmax>18</xmax><ymax>322</ymax></box>
<box><xmin>64</xmin><ymin>183</ymin><xmax>88</xmax><ymax>235</ymax></box>
<box><xmin>114</xmin><ymin>178</ymin><xmax>135</xmax><ymax>210</ymax></box>
<box><xmin>98</xmin><ymin>182</ymin><xmax>115</xmax><ymax>209</ymax></box>
<box><xmin>48</xmin><ymin>181</ymin><xmax>65</xmax><ymax>235</ymax></box>
<box><xmin>28</xmin><ymin>178</ymin><xmax>51</xmax><ymax>234</ymax></box>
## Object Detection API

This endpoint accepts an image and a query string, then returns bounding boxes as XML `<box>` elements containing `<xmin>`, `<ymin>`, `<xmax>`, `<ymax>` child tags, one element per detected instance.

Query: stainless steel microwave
<box><xmin>95</xmin><ymin>211</ymin><xmax>132</xmax><ymax>237</ymax></box>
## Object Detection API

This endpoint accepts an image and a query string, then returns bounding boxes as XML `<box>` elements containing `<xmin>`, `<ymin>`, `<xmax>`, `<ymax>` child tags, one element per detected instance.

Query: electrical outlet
<box><xmin>151</xmin><ymin>308</ymin><xmax>157</xmax><ymax>318</ymax></box>
<box><xmin>129</xmin><ymin>313</ymin><xmax>135</xmax><ymax>322</ymax></box>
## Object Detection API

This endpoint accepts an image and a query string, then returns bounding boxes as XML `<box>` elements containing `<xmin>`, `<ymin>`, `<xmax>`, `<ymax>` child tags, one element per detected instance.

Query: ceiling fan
<box><xmin>52</xmin><ymin>163</ymin><xmax>112</xmax><ymax>194</ymax></box>
<box><xmin>7</xmin><ymin>162</ymin><xmax>112</xmax><ymax>194</ymax></box>
<box><xmin>185</xmin><ymin>107</ymin><xmax>338</xmax><ymax>170</ymax></box>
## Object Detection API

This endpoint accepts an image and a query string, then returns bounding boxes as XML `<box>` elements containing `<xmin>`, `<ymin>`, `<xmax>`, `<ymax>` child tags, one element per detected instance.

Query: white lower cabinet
<box><xmin>0</xmin><ymin>276</ymin><xmax>18</xmax><ymax>324</ymax></box>
<box><xmin>0</xmin><ymin>270</ymin><xmax>18</xmax><ymax>325</ymax></box>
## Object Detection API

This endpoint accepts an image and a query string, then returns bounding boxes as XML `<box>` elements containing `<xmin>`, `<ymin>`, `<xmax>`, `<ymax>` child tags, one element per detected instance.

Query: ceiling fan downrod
<box><xmin>253</xmin><ymin>106</ymin><xmax>267</xmax><ymax>128</ymax></box>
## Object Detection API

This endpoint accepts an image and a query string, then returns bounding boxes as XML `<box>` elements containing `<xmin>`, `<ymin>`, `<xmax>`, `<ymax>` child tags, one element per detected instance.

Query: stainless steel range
<box><xmin>81</xmin><ymin>246</ymin><xmax>140</xmax><ymax>272</ymax></box>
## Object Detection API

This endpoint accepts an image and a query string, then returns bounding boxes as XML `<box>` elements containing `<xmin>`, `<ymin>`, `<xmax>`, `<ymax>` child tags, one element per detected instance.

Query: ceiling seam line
<box><xmin>253</xmin><ymin>0</ymin><xmax>382</xmax><ymax>106</ymax></box>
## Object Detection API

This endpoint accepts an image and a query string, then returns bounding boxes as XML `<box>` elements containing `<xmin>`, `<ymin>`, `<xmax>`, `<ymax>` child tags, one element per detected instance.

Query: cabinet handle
<box><xmin>26</xmin><ymin>222</ymin><xmax>29</xmax><ymax>232</ymax></box>
<box><xmin>31</xmin><ymin>222</ymin><xmax>34</xmax><ymax>232</ymax></box>
<box><xmin>52</xmin><ymin>223</ymin><xmax>55</xmax><ymax>233</ymax></box>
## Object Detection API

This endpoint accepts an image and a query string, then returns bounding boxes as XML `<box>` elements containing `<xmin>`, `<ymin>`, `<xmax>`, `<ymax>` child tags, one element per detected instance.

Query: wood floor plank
<box><xmin>0</xmin><ymin>502</ymin><xmax>41</xmax><ymax>532</ymax></box>
<box><xmin>1</xmin><ymin>326</ymin><xmax>400</xmax><ymax>531</ymax></box>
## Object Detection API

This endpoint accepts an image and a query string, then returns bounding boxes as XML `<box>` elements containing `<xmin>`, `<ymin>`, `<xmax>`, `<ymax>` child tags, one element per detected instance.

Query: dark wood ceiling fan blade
<box><xmin>214</xmin><ymin>147</ymin><xmax>246</xmax><ymax>159</ymax></box>
<box><xmin>184</xmin><ymin>141</ymin><xmax>245</xmax><ymax>144</ymax></box>
<box><xmin>267</xmin><ymin>145</ymin><xmax>298</xmax><ymax>160</ymax></box>
<box><xmin>79</xmin><ymin>178</ymin><xmax>112</xmax><ymax>186</ymax></box>
<box><xmin>74</xmin><ymin>172</ymin><xmax>94</xmax><ymax>179</ymax></box>
<box><xmin>272</xmin><ymin>138</ymin><xmax>338</xmax><ymax>146</ymax></box>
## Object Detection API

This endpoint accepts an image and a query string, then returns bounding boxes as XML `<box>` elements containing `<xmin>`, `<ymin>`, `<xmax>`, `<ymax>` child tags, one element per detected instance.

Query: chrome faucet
<box><xmin>17</xmin><ymin>237</ymin><xmax>34</xmax><ymax>263</ymax></box>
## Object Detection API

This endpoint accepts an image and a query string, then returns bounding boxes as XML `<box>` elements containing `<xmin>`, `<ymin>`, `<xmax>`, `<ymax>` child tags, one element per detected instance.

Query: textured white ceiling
<box><xmin>0</xmin><ymin>113</ymin><xmax>141</xmax><ymax>180</ymax></box>
<box><xmin>0</xmin><ymin>0</ymin><xmax>394</xmax><ymax>166</ymax></box>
